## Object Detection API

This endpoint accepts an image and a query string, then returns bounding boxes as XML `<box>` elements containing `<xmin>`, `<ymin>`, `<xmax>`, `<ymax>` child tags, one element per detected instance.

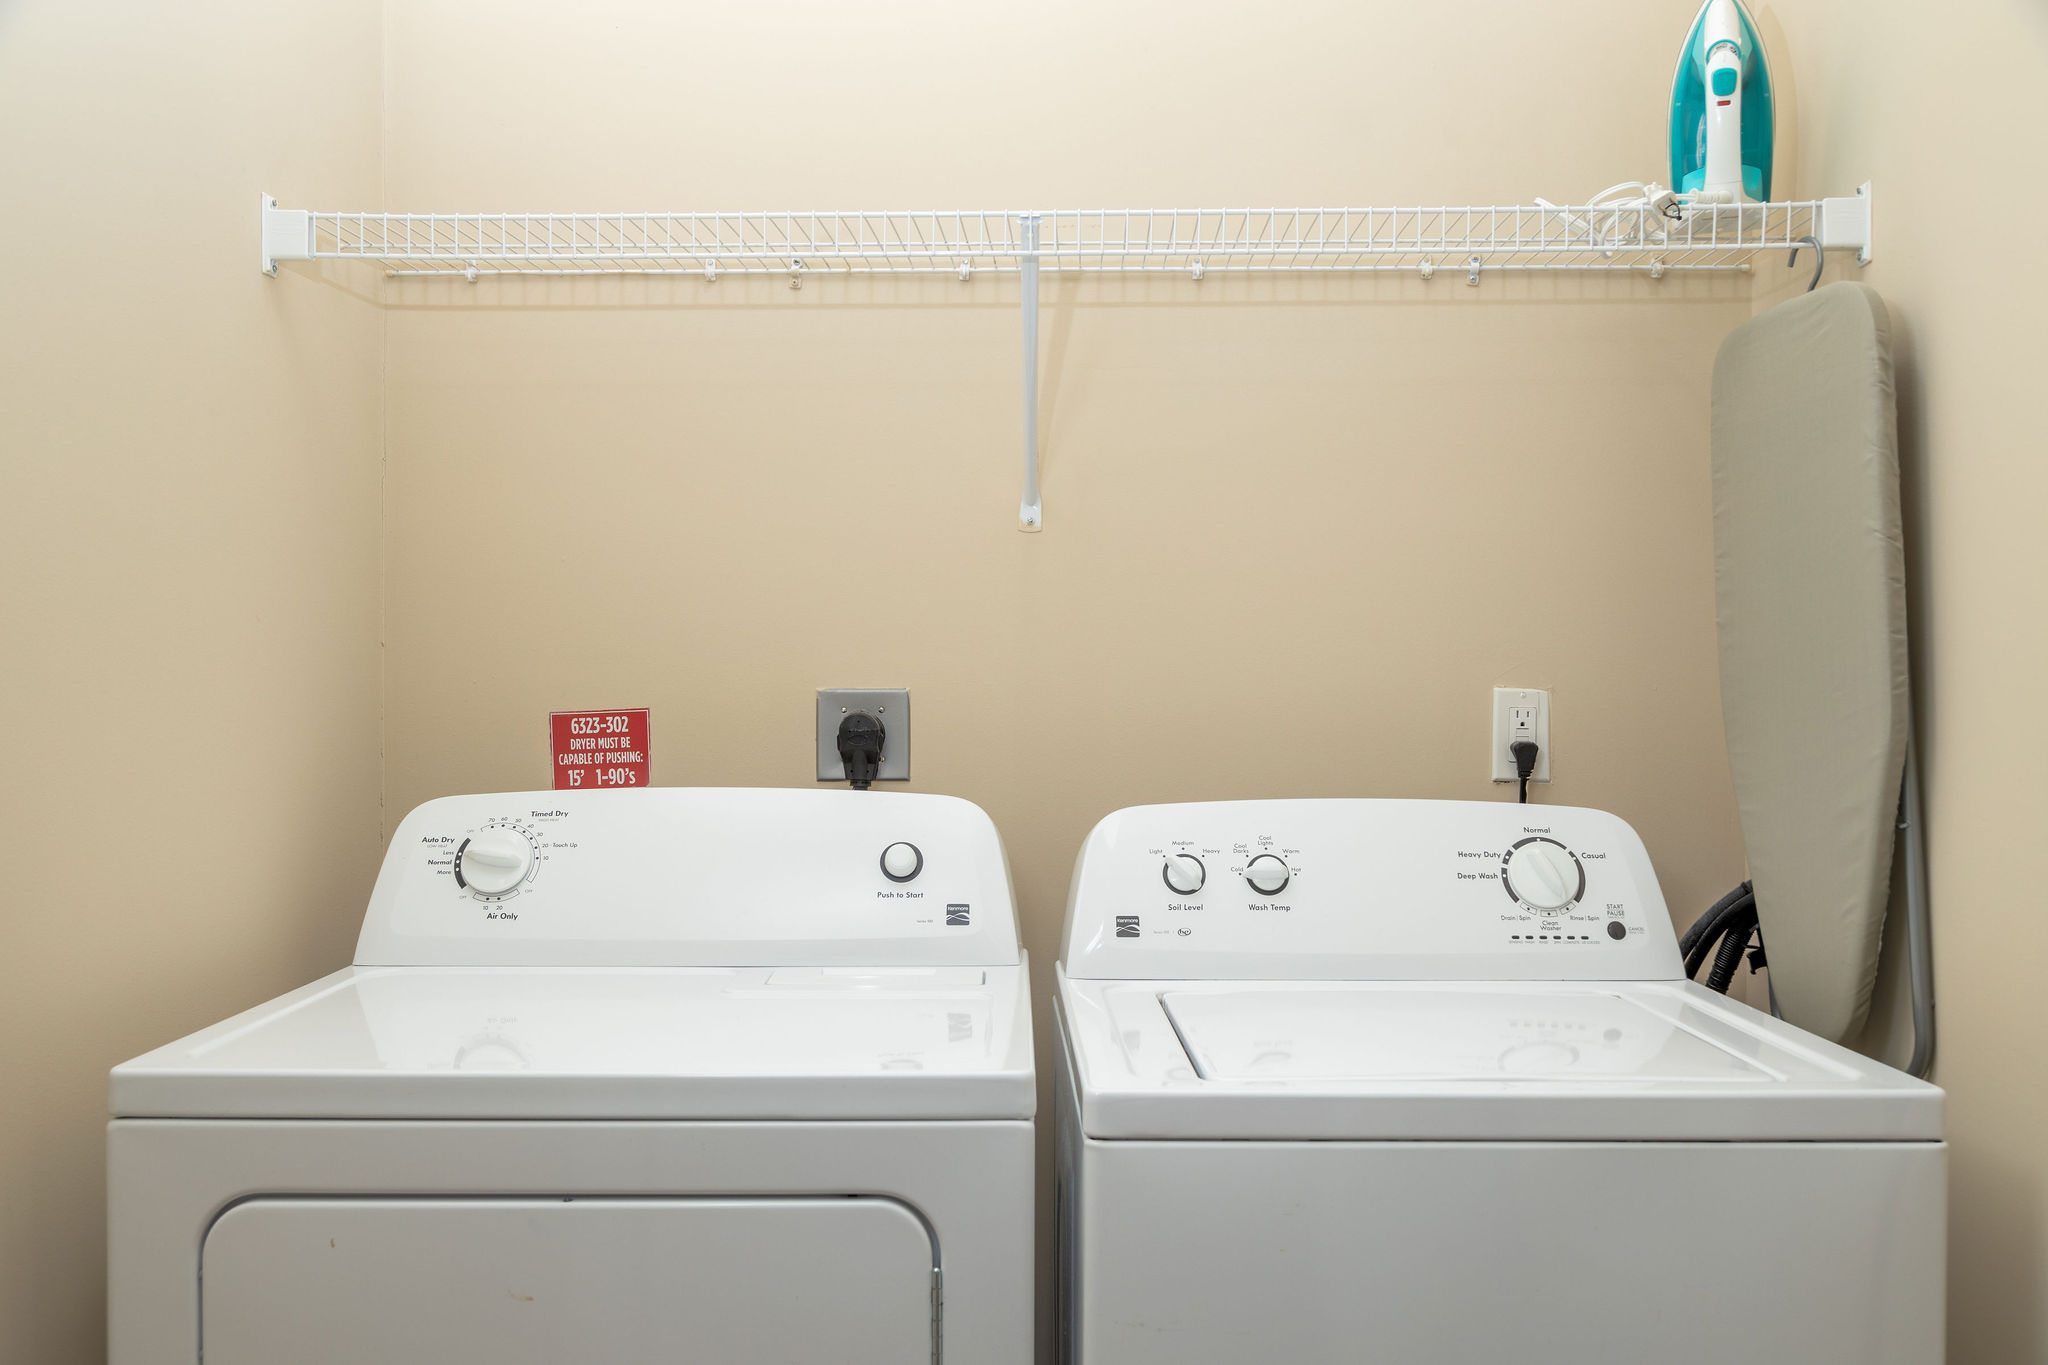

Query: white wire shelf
<box><xmin>261</xmin><ymin>188</ymin><xmax>1872</xmax><ymax>531</ymax></box>
<box><xmin>263</xmin><ymin>194</ymin><xmax>1872</xmax><ymax>282</ymax></box>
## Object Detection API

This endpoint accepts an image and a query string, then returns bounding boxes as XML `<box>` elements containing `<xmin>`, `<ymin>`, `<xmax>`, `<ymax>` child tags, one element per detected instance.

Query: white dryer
<box><xmin>111</xmin><ymin>787</ymin><xmax>1033</xmax><ymax>1365</ymax></box>
<box><xmin>1054</xmin><ymin>798</ymin><xmax>1943</xmax><ymax>1365</ymax></box>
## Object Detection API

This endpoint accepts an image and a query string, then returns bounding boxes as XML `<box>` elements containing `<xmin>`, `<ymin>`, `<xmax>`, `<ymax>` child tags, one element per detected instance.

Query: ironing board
<box><xmin>1710</xmin><ymin>281</ymin><xmax>1931</xmax><ymax>1071</ymax></box>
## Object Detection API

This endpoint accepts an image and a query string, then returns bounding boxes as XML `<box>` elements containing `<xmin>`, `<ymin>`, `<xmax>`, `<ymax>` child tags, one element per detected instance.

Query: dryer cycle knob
<box><xmin>1504</xmin><ymin>840</ymin><xmax>1583</xmax><ymax>911</ymax></box>
<box><xmin>881</xmin><ymin>842</ymin><xmax>924</xmax><ymax>882</ymax></box>
<box><xmin>458</xmin><ymin>829</ymin><xmax>531</xmax><ymax>896</ymax></box>
<box><xmin>1244</xmin><ymin>854</ymin><xmax>1291</xmax><ymax>896</ymax></box>
<box><xmin>1161</xmin><ymin>852</ymin><xmax>1206</xmax><ymax>895</ymax></box>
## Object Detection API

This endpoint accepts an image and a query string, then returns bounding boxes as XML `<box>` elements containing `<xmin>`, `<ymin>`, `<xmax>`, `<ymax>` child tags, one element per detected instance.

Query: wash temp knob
<box><xmin>458</xmin><ymin>829</ymin><xmax>531</xmax><ymax>896</ymax></box>
<box><xmin>1161</xmin><ymin>853</ymin><xmax>1206</xmax><ymax>895</ymax></box>
<box><xmin>1244</xmin><ymin>854</ymin><xmax>1291</xmax><ymax>896</ymax></box>
<box><xmin>881</xmin><ymin>842</ymin><xmax>924</xmax><ymax>882</ymax></box>
<box><xmin>1504</xmin><ymin>841</ymin><xmax>1582</xmax><ymax>911</ymax></box>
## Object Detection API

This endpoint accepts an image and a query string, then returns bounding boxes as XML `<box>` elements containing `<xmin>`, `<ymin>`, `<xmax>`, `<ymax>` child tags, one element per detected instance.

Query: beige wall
<box><xmin>1764</xmin><ymin>2</ymin><xmax>2048</xmax><ymax>1358</ymax></box>
<box><xmin>378</xmin><ymin>0</ymin><xmax>1749</xmax><ymax>1351</ymax></box>
<box><xmin>0</xmin><ymin>3</ymin><xmax>385</xmax><ymax>1361</ymax></box>
<box><xmin>31</xmin><ymin>3</ymin><xmax>2037</xmax><ymax>1362</ymax></box>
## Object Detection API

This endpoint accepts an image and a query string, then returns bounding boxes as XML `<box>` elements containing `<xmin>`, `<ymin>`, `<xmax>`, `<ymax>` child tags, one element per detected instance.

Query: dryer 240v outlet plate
<box><xmin>816</xmin><ymin>689</ymin><xmax>910</xmax><ymax>782</ymax></box>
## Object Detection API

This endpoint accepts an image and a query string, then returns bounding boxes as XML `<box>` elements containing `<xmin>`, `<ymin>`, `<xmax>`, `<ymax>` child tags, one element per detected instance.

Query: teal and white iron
<box><xmin>1670</xmin><ymin>0</ymin><xmax>1774</xmax><ymax>204</ymax></box>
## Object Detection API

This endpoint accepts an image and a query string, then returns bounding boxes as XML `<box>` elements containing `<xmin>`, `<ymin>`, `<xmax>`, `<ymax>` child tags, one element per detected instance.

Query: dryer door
<box><xmin>201</xmin><ymin>1196</ymin><xmax>936</xmax><ymax>1364</ymax></box>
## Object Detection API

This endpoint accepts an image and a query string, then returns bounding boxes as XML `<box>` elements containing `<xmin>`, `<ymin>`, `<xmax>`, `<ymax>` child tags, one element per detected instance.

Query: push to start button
<box><xmin>1607</xmin><ymin>920</ymin><xmax>1628</xmax><ymax>940</ymax></box>
<box><xmin>881</xmin><ymin>842</ymin><xmax>924</xmax><ymax>882</ymax></box>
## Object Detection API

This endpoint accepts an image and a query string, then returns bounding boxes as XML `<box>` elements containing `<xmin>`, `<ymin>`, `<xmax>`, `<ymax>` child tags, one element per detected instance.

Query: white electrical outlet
<box><xmin>1490</xmin><ymin>687</ymin><xmax>1551</xmax><ymax>784</ymax></box>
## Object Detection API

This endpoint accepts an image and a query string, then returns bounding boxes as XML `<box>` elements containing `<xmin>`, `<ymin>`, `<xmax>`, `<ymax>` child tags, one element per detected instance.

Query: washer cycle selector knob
<box><xmin>881</xmin><ymin>842</ymin><xmax>924</xmax><ymax>882</ymax></box>
<box><xmin>457</xmin><ymin>829</ymin><xmax>531</xmax><ymax>896</ymax></box>
<box><xmin>1244</xmin><ymin>854</ymin><xmax>1291</xmax><ymax>896</ymax></box>
<box><xmin>1504</xmin><ymin>840</ymin><xmax>1584</xmax><ymax>911</ymax></box>
<box><xmin>1161</xmin><ymin>852</ymin><xmax>1206</xmax><ymax>895</ymax></box>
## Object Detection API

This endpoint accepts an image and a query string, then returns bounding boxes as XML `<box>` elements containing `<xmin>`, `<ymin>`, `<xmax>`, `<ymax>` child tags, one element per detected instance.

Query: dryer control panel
<box><xmin>1061</xmin><ymin>799</ymin><xmax>1683</xmax><ymax>981</ymax></box>
<box><xmin>356</xmin><ymin>788</ymin><xmax>1020</xmax><ymax>968</ymax></box>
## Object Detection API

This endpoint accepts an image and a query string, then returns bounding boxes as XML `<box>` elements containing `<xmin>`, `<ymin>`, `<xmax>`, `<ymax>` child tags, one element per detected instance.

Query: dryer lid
<box><xmin>1060</xmin><ymin>975</ymin><xmax>1941</xmax><ymax>1142</ymax></box>
<box><xmin>112</xmin><ymin>963</ymin><xmax>1035</xmax><ymax>1121</ymax></box>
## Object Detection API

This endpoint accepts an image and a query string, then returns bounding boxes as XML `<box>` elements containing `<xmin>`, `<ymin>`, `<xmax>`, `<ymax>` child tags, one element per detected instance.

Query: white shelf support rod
<box><xmin>259</xmin><ymin>193</ymin><xmax>314</xmax><ymax>276</ymax></box>
<box><xmin>1018</xmin><ymin>214</ymin><xmax>1043</xmax><ymax>533</ymax></box>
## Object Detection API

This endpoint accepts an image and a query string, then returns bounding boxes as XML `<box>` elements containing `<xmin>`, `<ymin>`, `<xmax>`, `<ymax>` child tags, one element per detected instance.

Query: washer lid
<box><xmin>1059</xmin><ymin>974</ymin><xmax>1941</xmax><ymax>1142</ymax></box>
<box><xmin>1163</xmin><ymin>988</ymin><xmax>1773</xmax><ymax>1085</ymax></box>
<box><xmin>111</xmin><ymin>963</ymin><xmax>1034</xmax><ymax>1121</ymax></box>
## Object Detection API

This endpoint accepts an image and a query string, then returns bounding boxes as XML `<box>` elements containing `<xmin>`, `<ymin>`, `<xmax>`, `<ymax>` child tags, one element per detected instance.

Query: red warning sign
<box><xmin>550</xmin><ymin>708</ymin><xmax>650</xmax><ymax>790</ymax></box>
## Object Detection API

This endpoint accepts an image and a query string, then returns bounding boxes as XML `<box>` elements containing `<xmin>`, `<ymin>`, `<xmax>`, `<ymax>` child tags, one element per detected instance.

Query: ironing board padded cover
<box><xmin>1711</xmin><ymin>282</ymin><xmax>1907</xmax><ymax>1043</ymax></box>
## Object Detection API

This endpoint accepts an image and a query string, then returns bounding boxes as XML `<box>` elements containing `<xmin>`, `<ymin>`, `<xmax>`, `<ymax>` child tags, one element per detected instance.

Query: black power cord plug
<box><xmin>836</xmin><ymin>711</ymin><xmax>886</xmax><ymax>791</ymax></box>
<box><xmin>1509</xmin><ymin>740</ymin><xmax>1539</xmax><ymax>804</ymax></box>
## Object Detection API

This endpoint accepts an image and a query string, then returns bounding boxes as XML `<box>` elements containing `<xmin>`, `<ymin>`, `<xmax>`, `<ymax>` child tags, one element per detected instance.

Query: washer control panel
<box><xmin>1063</xmin><ymin>798</ymin><xmax>1683</xmax><ymax>981</ymax></box>
<box><xmin>357</xmin><ymin>788</ymin><xmax>1020</xmax><ymax>968</ymax></box>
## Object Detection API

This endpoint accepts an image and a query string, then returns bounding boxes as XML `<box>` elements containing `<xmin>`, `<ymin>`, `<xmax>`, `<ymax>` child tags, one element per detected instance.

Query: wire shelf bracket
<box><xmin>260</xmin><ymin>186</ymin><xmax>1875</xmax><ymax>529</ymax></box>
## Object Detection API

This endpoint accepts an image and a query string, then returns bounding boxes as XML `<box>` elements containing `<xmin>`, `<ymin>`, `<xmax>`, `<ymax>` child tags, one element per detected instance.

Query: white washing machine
<box><xmin>1054</xmin><ymin>798</ymin><xmax>1944</xmax><ymax>1365</ymax></box>
<box><xmin>110</xmin><ymin>787</ymin><xmax>1033</xmax><ymax>1365</ymax></box>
